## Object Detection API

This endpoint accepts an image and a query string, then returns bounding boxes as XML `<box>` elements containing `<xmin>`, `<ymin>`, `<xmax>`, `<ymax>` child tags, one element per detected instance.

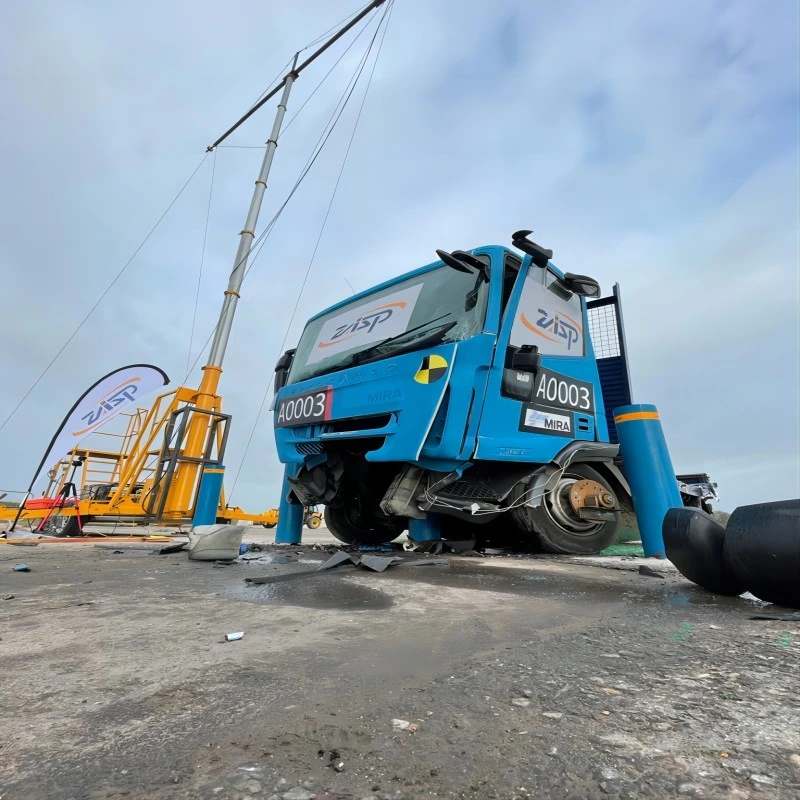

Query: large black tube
<box><xmin>663</xmin><ymin>507</ymin><xmax>746</xmax><ymax>596</ymax></box>
<box><xmin>723</xmin><ymin>499</ymin><xmax>800</xmax><ymax>608</ymax></box>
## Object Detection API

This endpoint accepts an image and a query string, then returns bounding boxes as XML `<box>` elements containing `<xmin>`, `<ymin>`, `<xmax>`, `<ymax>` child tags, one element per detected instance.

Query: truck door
<box><xmin>474</xmin><ymin>257</ymin><xmax>607</xmax><ymax>463</ymax></box>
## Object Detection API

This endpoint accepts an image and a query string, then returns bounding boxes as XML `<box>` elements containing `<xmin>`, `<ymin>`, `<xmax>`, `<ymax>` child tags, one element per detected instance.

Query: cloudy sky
<box><xmin>1</xmin><ymin>0</ymin><xmax>798</xmax><ymax>513</ymax></box>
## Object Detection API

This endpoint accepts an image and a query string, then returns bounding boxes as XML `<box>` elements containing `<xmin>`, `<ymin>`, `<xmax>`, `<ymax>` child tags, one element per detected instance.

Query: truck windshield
<box><xmin>288</xmin><ymin>262</ymin><xmax>489</xmax><ymax>385</ymax></box>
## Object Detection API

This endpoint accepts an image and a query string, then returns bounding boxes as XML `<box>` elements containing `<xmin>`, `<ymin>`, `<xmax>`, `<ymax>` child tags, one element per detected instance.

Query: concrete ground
<box><xmin>1</xmin><ymin>535</ymin><xmax>799</xmax><ymax>800</ymax></box>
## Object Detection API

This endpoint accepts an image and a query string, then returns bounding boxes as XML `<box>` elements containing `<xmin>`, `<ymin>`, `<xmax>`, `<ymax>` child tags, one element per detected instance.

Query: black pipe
<box><xmin>207</xmin><ymin>0</ymin><xmax>387</xmax><ymax>151</ymax></box>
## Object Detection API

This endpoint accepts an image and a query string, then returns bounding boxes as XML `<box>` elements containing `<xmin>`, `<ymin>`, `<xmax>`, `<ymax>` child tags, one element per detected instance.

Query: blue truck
<box><xmin>272</xmin><ymin>230</ymin><xmax>711</xmax><ymax>554</ymax></box>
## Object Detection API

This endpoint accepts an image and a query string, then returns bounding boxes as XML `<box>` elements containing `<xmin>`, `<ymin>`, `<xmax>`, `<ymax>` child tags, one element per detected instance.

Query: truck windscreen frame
<box><xmin>287</xmin><ymin>261</ymin><xmax>490</xmax><ymax>385</ymax></box>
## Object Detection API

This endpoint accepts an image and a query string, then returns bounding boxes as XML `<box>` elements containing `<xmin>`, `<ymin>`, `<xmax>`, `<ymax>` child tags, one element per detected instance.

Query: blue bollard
<box><xmin>192</xmin><ymin>464</ymin><xmax>225</xmax><ymax>527</ymax></box>
<box><xmin>275</xmin><ymin>463</ymin><xmax>304</xmax><ymax>544</ymax></box>
<box><xmin>408</xmin><ymin>514</ymin><xmax>442</xmax><ymax>543</ymax></box>
<box><xmin>613</xmin><ymin>404</ymin><xmax>683</xmax><ymax>558</ymax></box>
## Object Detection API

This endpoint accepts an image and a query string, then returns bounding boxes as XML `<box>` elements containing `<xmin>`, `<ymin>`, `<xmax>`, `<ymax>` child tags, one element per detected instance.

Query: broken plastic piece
<box><xmin>225</xmin><ymin>632</ymin><xmax>244</xmax><ymax>642</ymax></box>
<box><xmin>638</xmin><ymin>565</ymin><xmax>664</xmax><ymax>578</ymax></box>
<box><xmin>319</xmin><ymin>550</ymin><xmax>358</xmax><ymax>570</ymax></box>
<box><xmin>359</xmin><ymin>555</ymin><xmax>401</xmax><ymax>572</ymax></box>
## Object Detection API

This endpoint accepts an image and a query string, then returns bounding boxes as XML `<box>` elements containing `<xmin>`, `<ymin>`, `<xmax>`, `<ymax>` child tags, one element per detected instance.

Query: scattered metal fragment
<box><xmin>358</xmin><ymin>543</ymin><xmax>402</xmax><ymax>552</ymax></box>
<box><xmin>158</xmin><ymin>542</ymin><xmax>188</xmax><ymax>554</ymax></box>
<box><xmin>443</xmin><ymin>539</ymin><xmax>477</xmax><ymax>553</ymax></box>
<box><xmin>638</xmin><ymin>565</ymin><xmax>664</xmax><ymax>578</ymax></box>
<box><xmin>750</xmin><ymin>612</ymin><xmax>800</xmax><ymax>622</ymax></box>
<box><xmin>13</xmin><ymin>564</ymin><xmax>30</xmax><ymax>572</ymax></box>
<box><xmin>397</xmin><ymin>558</ymin><xmax>449</xmax><ymax>568</ymax></box>
<box><xmin>359</xmin><ymin>555</ymin><xmax>400</xmax><ymax>572</ymax></box>
<box><xmin>320</xmin><ymin>550</ymin><xmax>358</xmax><ymax>570</ymax></box>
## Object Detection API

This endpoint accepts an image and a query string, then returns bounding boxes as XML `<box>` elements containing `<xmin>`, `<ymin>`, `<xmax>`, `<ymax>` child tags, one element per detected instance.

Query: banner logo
<box><xmin>74</xmin><ymin>378</ymin><xmax>141</xmax><ymax>436</ymax></box>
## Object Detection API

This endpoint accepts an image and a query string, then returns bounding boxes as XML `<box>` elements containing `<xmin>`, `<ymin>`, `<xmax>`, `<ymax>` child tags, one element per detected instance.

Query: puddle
<box><xmin>225</xmin><ymin>574</ymin><xmax>394</xmax><ymax>611</ymax></box>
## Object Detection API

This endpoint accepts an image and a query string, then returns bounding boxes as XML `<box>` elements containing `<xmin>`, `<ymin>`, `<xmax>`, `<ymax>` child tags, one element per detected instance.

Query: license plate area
<box><xmin>275</xmin><ymin>387</ymin><xmax>332</xmax><ymax>428</ymax></box>
<box><xmin>532</xmin><ymin>367</ymin><xmax>595</xmax><ymax>413</ymax></box>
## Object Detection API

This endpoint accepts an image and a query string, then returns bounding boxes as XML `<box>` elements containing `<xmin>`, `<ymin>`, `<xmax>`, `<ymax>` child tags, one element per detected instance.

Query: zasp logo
<box><xmin>520</xmin><ymin>308</ymin><xmax>582</xmax><ymax>351</ymax></box>
<box><xmin>414</xmin><ymin>354</ymin><xmax>448</xmax><ymax>384</ymax></box>
<box><xmin>317</xmin><ymin>301</ymin><xmax>408</xmax><ymax>349</ymax></box>
<box><xmin>73</xmin><ymin>378</ymin><xmax>140</xmax><ymax>437</ymax></box>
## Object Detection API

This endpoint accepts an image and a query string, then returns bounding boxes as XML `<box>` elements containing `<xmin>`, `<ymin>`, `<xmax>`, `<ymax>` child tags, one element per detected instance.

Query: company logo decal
<box><xmin>317</xmin><ymin>301</ymin><xmax>407</xmax><ymax>349</ymax></box>
<box><xmin>73</xmin><ymin>378</ymin><xmax>140</xmax><ymax>436</ymax></box>
<box><xmin>520</xmin><ymin>308</ymin><xmax>582</xmax><ymax>351</ymax></box>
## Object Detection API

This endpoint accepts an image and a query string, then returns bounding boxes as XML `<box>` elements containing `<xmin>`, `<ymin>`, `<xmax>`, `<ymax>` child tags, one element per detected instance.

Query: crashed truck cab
<box><xmin>273</xmin><ymin>231</ymin><xmax>653</xmax><ymax>553</ymax></box>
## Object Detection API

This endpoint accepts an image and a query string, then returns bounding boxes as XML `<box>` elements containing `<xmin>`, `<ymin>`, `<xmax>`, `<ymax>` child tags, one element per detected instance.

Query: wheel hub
<box><xmin>544</xmin><ymin>476</ymin><xmax>606</xmax><ymax>535</ymax></box>
<box><xmin>568</xmin><ymin>479</ymin><xmax>615</xmax><ymax>513</ymax></box>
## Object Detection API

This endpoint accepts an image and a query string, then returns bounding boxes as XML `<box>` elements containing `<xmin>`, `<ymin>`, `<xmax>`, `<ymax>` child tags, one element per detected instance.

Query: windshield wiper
<box><xmin>350</xmin><ymin>315</ymin><xmax>456</xmax><ymax>367</ymax></box>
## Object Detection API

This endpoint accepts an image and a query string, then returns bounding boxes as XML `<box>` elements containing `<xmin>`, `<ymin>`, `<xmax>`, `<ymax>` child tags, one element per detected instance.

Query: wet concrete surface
<box><xmin>1</xmin><ymin>543</ymin><xmax>799</xmax><ymax>800</ymax></box>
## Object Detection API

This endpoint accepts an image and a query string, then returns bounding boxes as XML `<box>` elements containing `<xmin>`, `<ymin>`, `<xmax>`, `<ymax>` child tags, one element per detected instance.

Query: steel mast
<box><xmin>164</xmin><ymin>0</ymin><xmax>387</xmax><ymax>518</ymax></box>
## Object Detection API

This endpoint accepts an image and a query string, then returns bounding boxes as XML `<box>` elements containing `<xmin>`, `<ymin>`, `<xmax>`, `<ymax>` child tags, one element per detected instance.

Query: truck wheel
<box><xmin>306</xmin><ymin>515</ymin><xmax>322</xmax><ymax>530</ymax></box>
<box><xmin>262</xmin><ymin>523</ymin><xmax>277</xmax><ymax>529</ymax></box>
<box><xmin>511</xmin><ymin>464</ymin><xmax>620</xmax><ymax>554</ymax></box>
<box><xmin>324</xmin><ymin>505</ymin><xmax>401</xmax><ymax>546</ymax></box>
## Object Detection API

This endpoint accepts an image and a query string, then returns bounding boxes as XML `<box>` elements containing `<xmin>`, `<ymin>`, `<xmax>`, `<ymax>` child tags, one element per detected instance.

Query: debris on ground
<box><xmin>158</xmin><ymin>542</ymin><xmax>188</xmax><ymax>554</ymax></box>
<box><xmin>320</xmin><ymin>551</ymin><xmax>358</xmax><ymax>571</ymax></box>
<box><xmin>12</xmin><ymin>564</ymin><xmax>30</xmax><ymax>572</ymax></box>
<box><xmin>638</xmin><ymin>565</ymin><xmax>665</xmax><ymax>578</ymax></box>
<box><xmin>358</xmin><ymin>554</ymin><xmax>399</xmax><ymax>572</ymax></box>
<box><xmin>244</xmin><ymin>550</ymin><xmax>449</xmax><ymax>585</ymax></box>
<box><xmin>225</xmin><ymin>632</ymin><xmax>244</xmax><ymax>642</ymax></box>
<box><xmin>4</xmin><ymin>594</ymin><xmax>14</xmax><ymax>600</ymax></box>
<box><xmin>240</xmin><ymin>552</ymin><xmax>294</xmax><ymax>564</ymax></box>
<box><xmin>392</xmin><ymin>718</ymin><xmax>418</xmax><ymax>731</ymax></box>
<box><xmin>750</xmin><ymin>612</ymin><xmax>800</xmax><ymax>622</ymax></box>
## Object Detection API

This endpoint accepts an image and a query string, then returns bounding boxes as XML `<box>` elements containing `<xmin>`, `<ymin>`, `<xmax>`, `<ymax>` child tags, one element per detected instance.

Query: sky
<box><xmin>0</xmin><ymin>0</ymin><xmax>798</xmax><ymax>513</ymax></box>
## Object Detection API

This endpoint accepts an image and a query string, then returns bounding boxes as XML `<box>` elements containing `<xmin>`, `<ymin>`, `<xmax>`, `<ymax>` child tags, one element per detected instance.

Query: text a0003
<box><xmin>276</xmin><ymin>388</ymin><xmax>331</xmax><ymax>428</ymax></box>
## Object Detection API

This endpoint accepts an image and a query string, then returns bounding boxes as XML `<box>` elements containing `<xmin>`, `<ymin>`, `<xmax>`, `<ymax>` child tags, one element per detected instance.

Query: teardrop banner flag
<box><xmin>9</xmin><ymin>364</ymin><xmax>169</xmax><ymax>532</ymax></box>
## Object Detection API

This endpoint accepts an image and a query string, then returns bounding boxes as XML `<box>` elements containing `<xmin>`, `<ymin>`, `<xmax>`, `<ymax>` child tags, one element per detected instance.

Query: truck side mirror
<box><xmin>563</xmin><ymin>272</ymin><xmax>600</xmax><ymax>297</ymax></box>
<box><xmin>511</xmin><ymin>345</ymin><xmax>541</xmax><ymax>372</ymax></box>
<box><xmin>436</xmin><ymin>248</ymin><xmax>488</xmax><ymax>276</ymax></box>
<box><xmin>511</xmin><ymin>230</ymin><xmax>553</xmax><ymax>269</ymax></box>
<box><xmin>273</xmin><ymin>348</ymin><xmax>296</xmax><ymax>394</ymax></box>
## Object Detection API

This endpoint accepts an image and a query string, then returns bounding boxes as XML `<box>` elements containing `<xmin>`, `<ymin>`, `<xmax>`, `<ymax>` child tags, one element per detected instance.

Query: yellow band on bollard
<box><xmin>614</xmin><ymin>411</ymin><xmax>660</xmax><ymax>424</ymax></box>
<box><xmin>203</xmin><ymin>468</ymin><xmax>225</xmax><ymax>474</ymax></box>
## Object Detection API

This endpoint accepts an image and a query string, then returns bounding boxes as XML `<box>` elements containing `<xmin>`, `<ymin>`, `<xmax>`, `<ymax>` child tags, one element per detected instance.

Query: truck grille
<box><xmin>296</xmin><ymin>442</ymin><xmax>323</xmax><ymax>455</ymax></box>
<box><xmin>437</xmin><ymin>479</ymin><xmax>499</xmax><ymax>501</ymax></box>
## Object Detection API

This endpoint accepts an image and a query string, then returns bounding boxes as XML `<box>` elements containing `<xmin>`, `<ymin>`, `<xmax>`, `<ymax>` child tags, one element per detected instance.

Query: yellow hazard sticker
<box><xmin>414</xmin><ymin>354</ymin><xmax>448</xmax><ymax>384</ymax></box>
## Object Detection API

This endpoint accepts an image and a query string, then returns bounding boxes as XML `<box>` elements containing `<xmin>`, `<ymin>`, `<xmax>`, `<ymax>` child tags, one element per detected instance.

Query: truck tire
<box><xmin>306</xmin><ymin>515</ymin><xmax>322</xmax><ymax>530</ymax></box>
<box><xmin>323</xmin><ymin>505</ymin><xmax>402</xmax><ymax>547</ymax></box>
<box><xmin>510</xmin><ymin>464</ymin><xmax>620</xmax><ymax>554</ymax></box>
